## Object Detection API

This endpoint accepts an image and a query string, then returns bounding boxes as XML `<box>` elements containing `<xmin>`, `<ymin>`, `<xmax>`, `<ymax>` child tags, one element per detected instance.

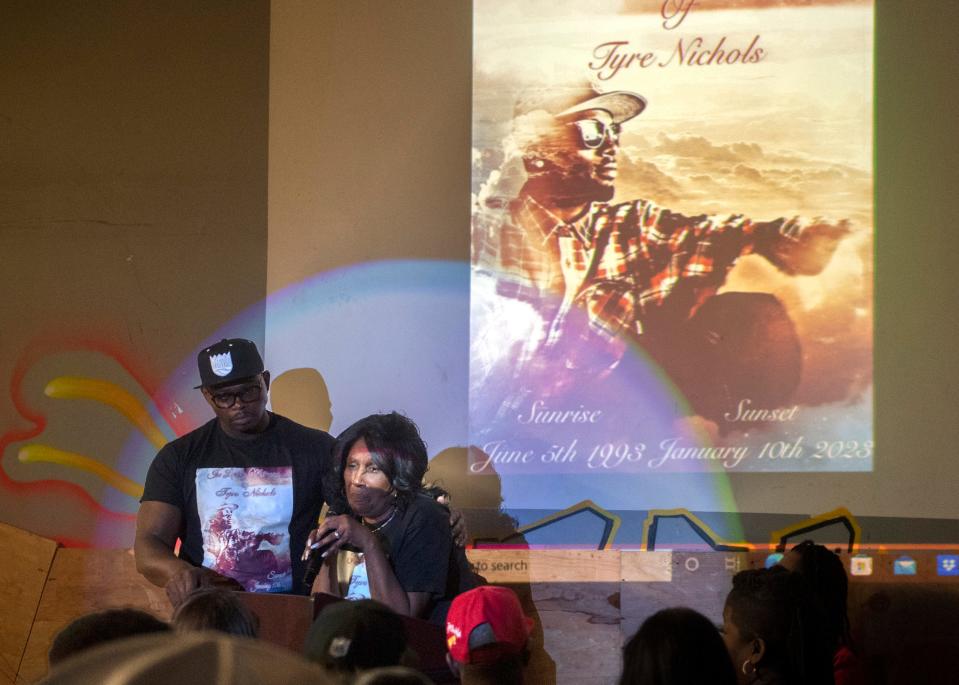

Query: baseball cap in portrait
<box><xmin>513</xmin><ymin>82</ymin><xmax>646</xmax><ymax>124</ymax></box>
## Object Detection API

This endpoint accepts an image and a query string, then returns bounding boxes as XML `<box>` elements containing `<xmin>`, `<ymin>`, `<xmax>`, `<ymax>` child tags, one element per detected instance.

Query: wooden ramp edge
<box><xmin>0</xmin><ymin>522</ymin><xmax>58</xmax><ymax>685</ymax></box>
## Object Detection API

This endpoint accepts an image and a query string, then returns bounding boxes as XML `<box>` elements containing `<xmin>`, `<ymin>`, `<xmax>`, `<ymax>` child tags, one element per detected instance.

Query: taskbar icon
<box><xmin>893</xmin><ymin>555</ymin><xmax>917</xmax><ymax>576</ymax></box>
<box><xmin>850</xmin><ymin>554</ymin><xmax>873</xmax><ymax>577</ymax></box>
<box><xmin>937</xmin><ymin>554</ymin><xmax>959</xmax><ymax>576</ymax></box>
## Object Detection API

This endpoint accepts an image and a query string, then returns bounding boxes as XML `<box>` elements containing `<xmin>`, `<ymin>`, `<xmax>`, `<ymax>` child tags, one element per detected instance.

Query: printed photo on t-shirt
<box><xmin>196</xmin><ymin>466</ymin><xmax>294</xmax><ymax>592</ymax></box>
<box><xmin>346</xmin><ymin>557</ymin><xmax>371</xmax><ymax>600</ymax></box>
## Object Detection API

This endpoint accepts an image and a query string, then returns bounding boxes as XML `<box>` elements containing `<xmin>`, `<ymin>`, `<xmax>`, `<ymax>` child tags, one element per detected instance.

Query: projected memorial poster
<box><xmin>470</xmin><ymin>0</ymin><xmax>873</xmax><ymax>474</ymax></box>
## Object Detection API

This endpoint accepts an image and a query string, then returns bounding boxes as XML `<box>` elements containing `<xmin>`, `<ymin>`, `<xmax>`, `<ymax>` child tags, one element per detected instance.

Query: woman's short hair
<box><xmin>619</xmin><ymin>607</ymin><xmax>736</xmax><ymax>685</ymax></box>
<box><xmin>725</xmin><ymin>567</ymin><xmax>834</xmax><ymax>685</ymax></box>
<box><xmin>332</xmin><ymin>412</ymin><xmax>428</xmax><ymax>509</ymax></box>
<box><xmin>172</xmin><ymin>587</ymin><xmax>260</xmax><ymax>638</ymax></box>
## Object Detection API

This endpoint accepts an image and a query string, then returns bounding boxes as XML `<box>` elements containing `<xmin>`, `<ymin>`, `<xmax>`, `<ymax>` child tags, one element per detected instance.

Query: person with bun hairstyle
<box><xmin>722</xmin><ymin>567</ymin><xmax>835</xmax><ymax>685</ymax></box>
<box><xmin>778</xmin><ymin>541</ymin><xmax>864</xmax><ymax>685</ymax></box>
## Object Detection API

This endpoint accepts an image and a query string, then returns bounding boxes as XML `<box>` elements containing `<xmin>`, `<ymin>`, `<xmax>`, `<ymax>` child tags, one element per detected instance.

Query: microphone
<box><xmin>303</xmin><ymin>509</ymin><xmax>340</xmax><ymax>591</ymax></box>
<box><xmin>302</xmin><ymin>511</ymin><xmax>360</xmax><ymax>590</ymax></box>
<box><xmin>302</xmin><ymin>535</ymin><xmax>336</xmax><ymax>591</ymax></box>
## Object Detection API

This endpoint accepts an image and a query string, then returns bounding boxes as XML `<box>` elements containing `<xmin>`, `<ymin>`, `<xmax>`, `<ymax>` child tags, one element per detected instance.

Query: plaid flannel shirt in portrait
<box><xmin>472</xmin><ymin>193</ymin><xmax>804</xmax><ymax>360</ymax></box>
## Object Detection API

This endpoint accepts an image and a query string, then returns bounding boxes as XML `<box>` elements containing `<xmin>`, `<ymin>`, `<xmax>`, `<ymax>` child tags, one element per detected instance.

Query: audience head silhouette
<box><xmin>619</xmin><ymin>607</ymin><xmax>737</xmax><ymax>685</ymax></box>
<box><xmin>172</xmin><ymin>587</ymin><xmax>260</xmax><ymax>638</ymax></box>
<box><xmin>723</xmin><ymin>567</ymin><xmax>834</xmax><ymax>685</ymax></box>
<box><xmin>445</xmin><ymin>585</ymin><xmax>534</xmax><ymax>685</ymax></box>
<box><xmin>304</xmin><ymin>599</ymin><xmax>408</xmax><ymax>674</ymax></box>
<box><xmin>48</xmin><ymin>608</ymin><xmax>169</xmax><ymax>667</ymax></box>
<box><xmin>778</xmin><ymin>539</ymin><xmax>851</xmax><ymax>650</ymax></box>
<box><xmin>42</xmin><ymin>632</ymin><xmax>331</xmax><ymax>684</ymax></box>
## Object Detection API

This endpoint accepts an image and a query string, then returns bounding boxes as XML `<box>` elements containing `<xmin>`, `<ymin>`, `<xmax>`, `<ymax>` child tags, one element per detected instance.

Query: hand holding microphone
<box><xmin>301</xmin><ymin>513</ymin><xmax>369</xmax><ymax>590</ymax></box>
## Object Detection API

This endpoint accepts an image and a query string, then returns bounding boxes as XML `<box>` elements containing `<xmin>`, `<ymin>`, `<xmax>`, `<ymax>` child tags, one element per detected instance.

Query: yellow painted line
<box><xmin>18</xmin><ymin>444</ymin><xmax>144</xmax><ymax>499</ymax></box>
<box><xmin>640</xmin><ymin>508</ymin><xmax>748</xmax><ymax>552</ymax></box>
<box><xmin>44</xmin><ymin>376</ymin><xmax>167</xmax><ymax>449</ymax></box>
<box><xmin>768</xmin><ymin>506</ymin><xmax>860</xmax><ymax>551</ymax></box>
<box><xmin>515</xmin><ymin>499</ymin><xmax>622</xmax><ymax>549</ymax></box>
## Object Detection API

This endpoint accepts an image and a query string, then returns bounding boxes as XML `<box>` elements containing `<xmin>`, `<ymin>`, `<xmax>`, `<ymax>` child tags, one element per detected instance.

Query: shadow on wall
<box><xmin>426</xmin><ymin>447</ymin><xmax>523</xmax><ymax>545</ymax></box>
<box><xmin>270</xmin><ymin>368</ymin><xmax>333</xmax><ymax>433</ymax></box>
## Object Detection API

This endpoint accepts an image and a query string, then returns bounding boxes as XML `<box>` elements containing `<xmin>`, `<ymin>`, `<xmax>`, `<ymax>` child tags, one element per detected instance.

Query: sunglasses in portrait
<box><xmin>570</xmin><ymin>118</ymin><xmax>622</xmax><ymax>149</ymax></box>
<box><xmin>209</xmin><ymin>384</ymin><xmax>262</xmax><ymax>409</ymax></box>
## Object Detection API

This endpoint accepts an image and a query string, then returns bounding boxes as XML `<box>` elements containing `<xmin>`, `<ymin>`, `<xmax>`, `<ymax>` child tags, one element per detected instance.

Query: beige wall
<box><xmin>0</xmin><ymin>1</ymin><xmax>270</xmax><ymax>543</ymax></box>
<box><xmin>267</xmin><ymin>0</ymin><xmax>471</xmax><ymax>293</ymax></box>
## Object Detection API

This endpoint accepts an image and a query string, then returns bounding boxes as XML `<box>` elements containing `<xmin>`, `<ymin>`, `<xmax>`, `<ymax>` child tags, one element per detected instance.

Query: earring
<box><xmin>741</xmin><ymin>659</ymin><xmax>756</xmax><ymax>676</ymax></box>
<box><xmin>532</xmin><ymin>158</ymin><xmax>545</xmax><ymax>168</ymax></box>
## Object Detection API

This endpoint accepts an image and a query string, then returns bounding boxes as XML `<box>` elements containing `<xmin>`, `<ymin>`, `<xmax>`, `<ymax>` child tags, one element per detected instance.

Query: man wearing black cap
<box><xmin>135</xmin><ymin>338</ymin><xmax>335</xmax><ymax>606</ymax></box>
<box><xmin>472</xmin><ymin>84</ymin><xmax>850</xmax><ymax>421</ymax></box>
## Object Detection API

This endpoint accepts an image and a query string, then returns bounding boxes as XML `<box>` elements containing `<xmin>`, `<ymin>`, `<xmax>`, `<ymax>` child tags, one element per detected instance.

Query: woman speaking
<box><xmin>303</xmin><ymin>412</ymin><xmax>462</xmax><ymax>622</ymax></box>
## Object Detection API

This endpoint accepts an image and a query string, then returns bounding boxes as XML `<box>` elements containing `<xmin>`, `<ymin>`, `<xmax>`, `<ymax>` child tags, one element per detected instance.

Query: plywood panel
<box><xmin>620</xmin><ymin>551</ymin><xmax>733</xmax><ymax>647</ymax></box>
<box><xmin>620</xmin><ymin>551</ymin><xmax>672</xmax><ymax>582</ymax></box>
<box><xmin>534</xmin><ymin>582</ymin><xmax>623</xmax><ymax>684</ymax></box>
<box><xmin>17</xmin><ymin>548</ymin><xmax>170</xmax><ymax>684</ymax></box>
<box><xmin>0</xmin><ymin>523</ymin><xmax>58</xmax><ymax>685</ymax></box>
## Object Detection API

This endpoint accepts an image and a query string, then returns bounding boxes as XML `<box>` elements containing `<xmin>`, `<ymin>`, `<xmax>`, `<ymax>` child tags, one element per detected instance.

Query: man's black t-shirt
<box><xmin>141</xmin><ymin>413</ymin><xmax>333</xmax><ymax>594</ymax></box>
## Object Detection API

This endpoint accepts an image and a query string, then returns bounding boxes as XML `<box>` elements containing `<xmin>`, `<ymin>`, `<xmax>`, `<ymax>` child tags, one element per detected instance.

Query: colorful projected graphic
<box><xmin>1</xmin><ymin>262</ymin><xmax>742</xmax><ymax>546</ymax></box>
<box><xmin>471</xmin><ymin>0</ymin><xmax>874</xmax><ymax>473</ymax></box>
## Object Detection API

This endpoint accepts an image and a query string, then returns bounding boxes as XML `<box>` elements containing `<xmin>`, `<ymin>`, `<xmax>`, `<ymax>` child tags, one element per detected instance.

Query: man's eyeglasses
<box><xmin>209</xmin><ymin>385</ymin><xmax>262</xmax><ymax>409</ymax></box>
<box><xmin>570</xmin><ymin>119</ymin><xmax>621</xmax><ymax>149</ymax></box>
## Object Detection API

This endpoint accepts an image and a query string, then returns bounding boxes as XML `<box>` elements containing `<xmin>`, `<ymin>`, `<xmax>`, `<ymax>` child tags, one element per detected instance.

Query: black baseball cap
<box><xmin>195</xmin><ymin>338</ymin><xmax>264</xmax><ymax>389</ymax></box>
<box><xmin>303</xmin><ymin>600</ymin><xmax>407</xmax><ymax>672</ymax></box>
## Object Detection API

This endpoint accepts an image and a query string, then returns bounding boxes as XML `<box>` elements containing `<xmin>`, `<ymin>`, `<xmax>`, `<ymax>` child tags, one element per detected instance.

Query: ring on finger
<box><xmin>333</xmin><ymin>530</ymin><xmax>340</xmax><ymax>539</ymax></box>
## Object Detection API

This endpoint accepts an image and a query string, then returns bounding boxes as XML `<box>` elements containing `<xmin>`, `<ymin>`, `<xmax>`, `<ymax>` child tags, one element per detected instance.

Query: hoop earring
<box><xmin>742</xmin><ymin>659</ymin><xmax>756</xmax><ymax>676</ymax></box>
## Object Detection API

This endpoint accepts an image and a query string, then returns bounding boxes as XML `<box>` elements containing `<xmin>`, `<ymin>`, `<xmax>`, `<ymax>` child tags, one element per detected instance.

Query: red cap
<box><xmin>445</xmin><ymin>586</ymin><xmax>534</xmax><ymax>664</ymax></box>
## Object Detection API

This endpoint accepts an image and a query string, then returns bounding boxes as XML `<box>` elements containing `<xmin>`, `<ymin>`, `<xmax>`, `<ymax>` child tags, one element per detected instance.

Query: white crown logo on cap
<box><xmin>328</xmin><ymin>637</ymin><xmax>352</xmax><ymax>658</ymax></box>
<box><xmin>210</xmin><ymin>351</ymin><xmax>234</xmax><ymax>377</ymax></box>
